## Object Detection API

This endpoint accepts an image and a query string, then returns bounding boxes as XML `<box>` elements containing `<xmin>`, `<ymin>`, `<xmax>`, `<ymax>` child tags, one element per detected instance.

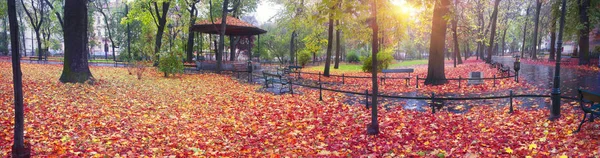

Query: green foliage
<box><xmin>346</xmin><ymin>52</ymin><xmax>360</xmax><ymax>63</ymax></box>
<box><xmin>159</xmin><ymin>51</ymin><xmax>184</xmax><ymax>77</ymax></box>
<box><xmin>298</xmin><ymin>50</ymin><xmax>311</xmax><ymax>67</ymax></box>
<box><xmin>361</xmin><ymin>48</ymin><xmax>394</xmax><ymax>73</ymax></box>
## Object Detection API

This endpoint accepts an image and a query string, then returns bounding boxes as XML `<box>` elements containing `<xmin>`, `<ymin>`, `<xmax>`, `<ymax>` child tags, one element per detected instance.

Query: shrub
<box><xmin>298</xmin><ymin>50</ymin><xmax>312</xmax><ymax>67</ymax></box>
<box><xmin>159</xmin><ymin>53</ymin><xmax>184</xmax><ymax>77</ymax></box>
<box><xmin>361</xmin><ymin>49</ymin><xmax>394</xmax><ymax>73</ymax></box>
<box><xmin>346</xmin><ymin>52</ymin><xmax>360</xmax><ymax>63</ymax></box>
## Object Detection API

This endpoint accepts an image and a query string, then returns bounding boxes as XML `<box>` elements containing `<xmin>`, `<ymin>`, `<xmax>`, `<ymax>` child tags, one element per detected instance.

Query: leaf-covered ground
<box><xmin>297</xmin><ymin>59</ymin><xmax>534</xmax><ymax>96</ymax></box>
<box><xmin>1</xmin><ymin>61</ymin><xmax>599</xmax><ymax>157</ymax></box>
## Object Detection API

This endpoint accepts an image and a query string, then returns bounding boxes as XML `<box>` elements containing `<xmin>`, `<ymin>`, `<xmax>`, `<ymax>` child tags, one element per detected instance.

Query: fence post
<box><xmin>342</xmin><ymin>74</ymin><xmax>345</xmax><ymax>84</ymax></box>
<box><xmin>431</xmin><ymin>92</ymin><xmax>436</xmax><ymax>114</ymax></box>
<box><xmin>459</xmin><ymin>76</ymin><xmax>462</xmax><ymax>88</ymax></box>
<box><xmin>416</xmin><ymin>75</ymin><xmax>419</xmax><ymax>88</ymax></box>
<box><xmin>515</xmin><ymin>71</ymin><xmax>519</xmax><ymax>83</ymax></box>
<box><xmin>493</xmin><ymin>75</ymin><xmax>496</xmax><ymax>87</ymax></box>
<box><xmin>366</xmin><ymin>90</ymin><xmax>369</xmax><ymax>109</ymax></box>
<box><xmin>290</xmin><ymin>80</ymin><xmax>293</xmax><ymax>96</ymax></box>
<box><xmin>319</xmin><ymin>82</ymin><xmax>323</xmax><ymax>101</ymax></box>
<box><xmin>265</xmin><ymin>75</ymin><xmax>269</xmax><ymax>88</ymax></box>
<box><xmin>509</xmin><ymin>90</ymin><xmax>513</xmax><ymax>113</ymax></box>
<box><xmin>318</xmin><ymin>72</ymin><xmax>321</xmax><ymax>83</ymax></box>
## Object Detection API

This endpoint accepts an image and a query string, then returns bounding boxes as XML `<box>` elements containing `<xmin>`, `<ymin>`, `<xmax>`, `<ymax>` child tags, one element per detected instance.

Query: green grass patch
<box><xmin>306</xmin><ymin>59</ymin><xmax>428</xmax><ymax>73</ymax></box>
<box><xmin>88</xmin><ymin>59</ymin><xmax>116</xmax><ymax>63</ymax></box>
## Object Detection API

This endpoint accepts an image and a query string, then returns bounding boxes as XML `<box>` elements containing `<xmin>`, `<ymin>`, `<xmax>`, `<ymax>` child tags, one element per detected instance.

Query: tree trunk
<box><xmin>501</xmin><ymin>28</ymin><xmax>507</xmax><ymax>56</ymax></box>
<box><xmin>578</xmin><ymin>0</ymin><xmax>590</xmax><ymax>65</ymax></box>
<box><xmin>290</xmin><ymin>31</ymin><xmax>295</xmax><ymax>65</ymax></box>
<box><xmin>486</xmin><ymin>0</ymin><xmax>500</xmax><ymax>62</ymax></box>
<box><xmin>186</xmin><ymin>4</ymin><xmax>197</xmax><ymax>63</ymax></box>
<box><xmin>8</xmin><ymin>0</ymin><xmax>29</xmax><ymax>156</ymax></box>
<box><xmin>230</xmin><ymin>35</ymin><xmax>235</xmax><ymax>61</ymax></box>
<box><xmin>549</xmin><ymin>12</ymin><xmax>556</xmax><ymax>61</ymax></box>
<box><xmin>1</xmin><ymin>17</ymin><xmax>7</xmax><ymax>56</ymax></box>
<box><xmin>35</xmin><ymin>31</ymin><xmax>42</xmax><ymax>60</ymax></box>
<box><xmin>425</xmin><ymin>0</ymin><xmax>450</xmax><ymax>85</ymax></box>
<box><xmin>521</xmin><ymin>5</ymin><xmax>531</xmax><ymax>58</ymax></box>
<box><xmin>323</xmin><ymin>9</ymin><xmax>334</xmax><ymax>77</ymax></box>
<box><xmin>465</xmin><ymin>41</ymin><xmax>470</xmax><ymax>61</ymax></box>
<box><xmin>476</xmin><ymin>43</ymin><xmax>480</xmax><ymax>60</ymax></box>
<box><xmin>153</xmin><ymin>2</ymin><xmax>170</xmax><ymax>65</ymax></box>
<box><xmin>451</xmin><ymin>3</ymin><xmax>461</xmax><ymax>66</ymax></box>
<box><xmin>531</xmin><ymin>0</ymin><xmax>541</xmax><ymax>60</ymax></box>
<box><xmin>367</xmin><ymin>0</ymin><xmax>379</xmax><ymax>135</ymax></box>
<box><xmin>60</xmin><ymin>0</ymin><xmax>94</xmax><ymax>83</ymax></box>
<box><xmin>334</xmin><ymin>20</ymin><xmax>341</xmax><ymax>69</ymax></box>
<box><xmin>18</xmin><ymin>11</ymin><xmax>26</xmax><ymax>57</ymax></box>
<box><xmin>217</xmin><ymin>0</ymin><xmax>229</xmax><ymax>73</ymax></box>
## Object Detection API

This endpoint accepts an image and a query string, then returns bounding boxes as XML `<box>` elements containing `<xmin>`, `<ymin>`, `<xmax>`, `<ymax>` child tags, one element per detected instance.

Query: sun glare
<box><xmin>391</xmin><ymin>0</ymin><xmax>418</xmax><ymax>16</ymax></box>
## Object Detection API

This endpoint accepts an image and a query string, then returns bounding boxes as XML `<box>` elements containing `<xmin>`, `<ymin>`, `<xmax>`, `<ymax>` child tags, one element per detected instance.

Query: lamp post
<box><xmin>513</xmin><ymin>55</ymin><xmax>520</xmax><ymax>82</ymax></box>
<box><xmin>550</xmin><ymin>0</ymin><xmax>567</xmax><ymax>120</ymax></box>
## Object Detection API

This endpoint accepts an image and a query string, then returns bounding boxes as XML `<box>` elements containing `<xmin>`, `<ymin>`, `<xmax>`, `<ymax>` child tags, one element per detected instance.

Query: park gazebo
<box><xmin>191</xmin><ymin>16</ymin><xmax>267</xmax><ymax>71</ymax></box>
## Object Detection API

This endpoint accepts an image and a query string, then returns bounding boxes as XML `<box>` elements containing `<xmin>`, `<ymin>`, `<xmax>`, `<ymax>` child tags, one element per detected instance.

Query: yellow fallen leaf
<box><xmin>504</xmin><ymin>147</ymin><xmax>513</xmax><ymax>154</ymax></box>
<box><xmin>528</xmin><ymin>143</ymin><xmax>537</xmax><ymax>150</ymax></box>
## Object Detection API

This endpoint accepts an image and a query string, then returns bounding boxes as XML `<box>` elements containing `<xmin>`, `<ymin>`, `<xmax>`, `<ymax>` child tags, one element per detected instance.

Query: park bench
<box><xmin>233</xmin><ymin>63</ymin><xmax>251</xmax><ymax>78</ymax></box>
<box><xmin>575</xmin><ymin>89</ymin><xmax>600</xmax><ymax>132</ymax></box>
<box><xmin>28</xmin><ymin>57</ymin><xmax>47</xmax><ymax>62</ymax></box>
<box><xmin>262</xmin><ymin>72</ymin><xmax>289</xmax><ymax>93</ymax></box>
<box><xmin>381</xmin><ymin>68</ymin><xmax>414</xmax><ymax>86</ymax></box>
<box><xmin>276</xmin><ymin>67</ymin><xmax>290</xmax><ymax>75</ymax></box>
<box><xmin>288</xmin><ymin>65</ymin><xmax>302</xmax><ymax>72</ymax></box>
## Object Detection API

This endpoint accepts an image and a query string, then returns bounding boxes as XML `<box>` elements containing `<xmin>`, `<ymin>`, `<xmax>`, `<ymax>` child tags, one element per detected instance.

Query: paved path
<box><xmin>492</xmin><ymin>56</ymin><xmax>600</xmax><ymax>97</ymax></box>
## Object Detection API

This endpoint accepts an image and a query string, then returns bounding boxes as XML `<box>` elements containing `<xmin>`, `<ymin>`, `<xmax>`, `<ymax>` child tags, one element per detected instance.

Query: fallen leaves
<box><xmin>0</xmin><ymin>61</ymin><xmax>599</xmax><ymax>157</ymax></box>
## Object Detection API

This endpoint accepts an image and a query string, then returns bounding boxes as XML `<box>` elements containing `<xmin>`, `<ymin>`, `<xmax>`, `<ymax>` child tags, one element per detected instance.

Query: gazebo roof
<box><xmin>191</xmin><ymin>16</ymin><xmax>267</xmax><ymax>36</ymax></box>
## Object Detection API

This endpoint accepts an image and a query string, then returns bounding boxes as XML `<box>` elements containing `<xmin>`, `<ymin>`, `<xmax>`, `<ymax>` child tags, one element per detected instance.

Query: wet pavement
<box><xmin>492</xmin><ymin>56</ymin><xmax>600</xmax><ymax>97</ymax></box>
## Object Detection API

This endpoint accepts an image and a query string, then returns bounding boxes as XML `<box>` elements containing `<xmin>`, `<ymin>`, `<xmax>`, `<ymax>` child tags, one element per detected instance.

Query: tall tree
<box><xmin>531</xmin><ymin>0</ymin><xmax>541</xmax><ymax>59</ymax></box>
<box><xmin>8</xmin><ymin>0</ymin><xmax>29</xmax><ymax>156</ymax></box>
<box><xmin>185</xmin><ymin>0</ymin><xmax>200</xmax><ymax>62</ymax></box>
<box><xmin>451</xmin><ymin>0</ymin><xmax>461</xmax><ymax>67</ymax></box>
<box><xmin>549</xmin><ymin>1</ymin><xmax>558</xmax><ymax>61</ymax></box>
<box><xmin>94</xmin><ymin>0</ymin><xmax>122</xmax><ymax>61</ymax></box>
<box><xmin>215</xmin><ymin>0</ymin><xmax>240</xmax><ymax>72</ymax></box>
<box><xmin>367</xmin><ymin>0</ymin><xmax>379</xmax><ymax>135</ymax></box>
<box><xmin>486</xmin><ymin>0</ymin><xmax>501</xmax><ymax>62</ymax></box>
<box><xmin>150</xmin><ymin>1</ymin><xmax>170</xmax><ymax>65</ymax></box>
<box><xmin>577</xmin><ymin>0</ymin><xmax>590</xmax><ymax>65</ymax></box>
<box><xmin>424</xmin><ymin>0</ymin><xmax>450</xmax><ymax>85</ymax></box>
<box><xmin>333</xmin><ymin>0</ymin><xmax>342</xmax><ymax>69</ymax></box>
<box><xmin>520</xmin><ymin>4</ymin><xmax>531</xmax><ymax>58</ymax></box>
<box><xmin>334</xmin><ymin>19</ymin><xmax>341</xmax><ymax>69</ymax></box>
<box><xmin>21</xmin><ymin>0</ymin><xmax>45</xmax><ymax>60</ymax></box>
<box><xmin>323</xmin><ymin>0</ymin><xmax>335</xmax><ymax>77</ymax></box>
<box><xmin>59</xmin><ymin>0</ymin><xmax>94</xmax><ymax>83</ymax></box>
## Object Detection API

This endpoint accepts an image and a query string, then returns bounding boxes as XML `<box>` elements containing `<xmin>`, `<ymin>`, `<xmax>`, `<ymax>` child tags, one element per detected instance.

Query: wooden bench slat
<box><xmin>581</xmin><ymin>90</ymin><xmax>600</xmax><ymax>103</ymax></box>
<box><xmin>382</xmin><ymin>69</ymin><xmax>414</xmax><ymax>73</ymax></box>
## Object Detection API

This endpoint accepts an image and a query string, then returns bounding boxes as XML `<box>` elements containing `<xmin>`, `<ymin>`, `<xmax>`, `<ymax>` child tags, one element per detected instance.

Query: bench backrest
<box><xmin>382</xmin><ymin>69</ymin><xmax>414</xmax><ymax>73</ymax></box>
<box><xmin>579</xmin><ymin>89</ymin><xmax>600</xmax><ymax>103</ymax></box>
<box><xmin>263</xmin><ymin>72</ymin><xmax>282</xmax><ymax>77</ymax></box>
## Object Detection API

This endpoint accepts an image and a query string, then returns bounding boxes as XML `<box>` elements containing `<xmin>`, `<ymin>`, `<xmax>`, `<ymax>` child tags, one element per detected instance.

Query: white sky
<box><xmin>250</xmin><ymin>0</ymin><xmax>282</xmax><ymax>25</ymax></box>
